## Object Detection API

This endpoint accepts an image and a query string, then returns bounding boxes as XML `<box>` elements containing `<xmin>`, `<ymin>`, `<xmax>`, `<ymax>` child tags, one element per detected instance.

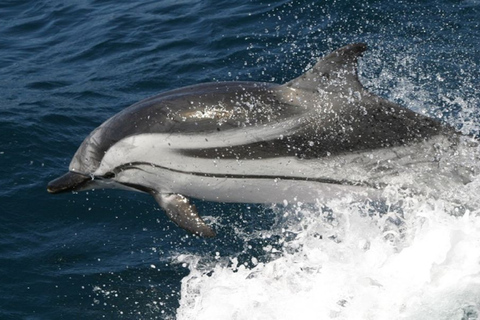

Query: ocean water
<box><xmin>1</xmin><ymin>0</ymin><xmax>480</xmax><ymax>319</ymax></box>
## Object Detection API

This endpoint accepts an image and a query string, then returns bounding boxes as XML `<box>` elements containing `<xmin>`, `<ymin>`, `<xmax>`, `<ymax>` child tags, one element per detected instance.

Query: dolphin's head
<box><xmin>47</xmin><ymin>125</ymin><xmax>110</xmax><ymax>194</ymax></box>
<box><xmin>47</xmin><ymin>109</ymin><xmax>151</xmax><ymax>194</ymax></box>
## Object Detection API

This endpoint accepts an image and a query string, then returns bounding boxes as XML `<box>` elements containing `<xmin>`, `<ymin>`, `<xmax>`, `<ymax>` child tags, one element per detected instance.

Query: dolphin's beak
<box><xmin>47</xmin><ymin>171</ymin><xmax>91</xmax><ymax>194</ymax></box>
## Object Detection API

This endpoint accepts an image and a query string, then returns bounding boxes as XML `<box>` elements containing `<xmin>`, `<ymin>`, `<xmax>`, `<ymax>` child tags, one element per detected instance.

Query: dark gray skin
<box><xmin>48</xmin><ymin>43</ymin><xmax>457</xmax><ymax>237</ymax></box>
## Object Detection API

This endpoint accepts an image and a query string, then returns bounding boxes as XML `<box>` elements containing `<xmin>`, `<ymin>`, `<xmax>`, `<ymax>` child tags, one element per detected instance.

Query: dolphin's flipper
<box><xmin>285</xmin><ymin>42</ymin><xmax>367</xmax><ymax>92</ymax></box>
<box><xmin>152</xmin><ymin>192</ymin><xmax>216</xmax><ymax>238</ymax></box>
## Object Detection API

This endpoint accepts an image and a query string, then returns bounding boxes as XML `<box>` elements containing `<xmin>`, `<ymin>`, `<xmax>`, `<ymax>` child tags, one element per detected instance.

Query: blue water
<box><xmin>1</xmin><ymin>0</ymin><xmax>479</xmax><ymax>319</ymax></box>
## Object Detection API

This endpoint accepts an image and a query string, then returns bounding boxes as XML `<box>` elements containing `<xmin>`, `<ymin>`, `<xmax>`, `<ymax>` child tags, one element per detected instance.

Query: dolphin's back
<box><xmin>69</xmin><ymin>82</ymin><xmax>303</xmax><ymax>172</ymax></box>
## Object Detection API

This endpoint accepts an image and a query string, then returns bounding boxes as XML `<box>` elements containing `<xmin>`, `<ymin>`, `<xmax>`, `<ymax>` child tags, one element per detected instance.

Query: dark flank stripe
<box><xmin>109</xmin><ymin>161</ymin><xmax>386</xmax><ymax>190</ymax></box>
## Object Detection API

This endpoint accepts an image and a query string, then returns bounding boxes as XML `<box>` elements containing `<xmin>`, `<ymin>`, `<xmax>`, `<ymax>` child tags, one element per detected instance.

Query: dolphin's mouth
<box><xmin>47</xmin><ymin>171</ymin><xmax>92</xmax><ymax>194</ymax></box>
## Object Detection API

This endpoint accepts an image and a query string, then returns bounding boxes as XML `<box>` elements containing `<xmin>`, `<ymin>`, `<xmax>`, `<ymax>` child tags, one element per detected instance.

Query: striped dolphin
<box><xmin>47</xmin><ymin>43</ymin><xmax>474</xmax><ymax>237</ymax></box>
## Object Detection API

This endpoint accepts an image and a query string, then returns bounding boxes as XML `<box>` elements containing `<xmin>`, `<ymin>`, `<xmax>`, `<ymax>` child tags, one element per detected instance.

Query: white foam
<box><xmin>176</xmin><ymin>192</ymin><xmax>480</xmax><ymax>320</ymax></box>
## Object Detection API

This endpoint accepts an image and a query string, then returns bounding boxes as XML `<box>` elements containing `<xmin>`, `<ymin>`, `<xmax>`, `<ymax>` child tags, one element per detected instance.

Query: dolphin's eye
<box><xmin>103</xmin><ymin>172</ymin><xmax>115</xmax><ymax>179</ymax></box>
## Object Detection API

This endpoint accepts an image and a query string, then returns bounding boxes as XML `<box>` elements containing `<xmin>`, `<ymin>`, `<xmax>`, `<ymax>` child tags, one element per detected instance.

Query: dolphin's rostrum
<box><xmin>48</xmin><ymin>43</ymin><xmax>469</xmax><ymax>237</ymax></box>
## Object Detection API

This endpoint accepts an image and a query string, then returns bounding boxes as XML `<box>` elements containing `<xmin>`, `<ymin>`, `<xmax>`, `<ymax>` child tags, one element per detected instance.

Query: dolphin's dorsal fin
<box><xmin>284</xmin><ymin>43</ymin><xmax>367</xmax><ymax>92</ymax></box>
<box><xmin>152</xmin><ymin>192</ymin><xmax>216</xmax><ymax>238</ymax></box>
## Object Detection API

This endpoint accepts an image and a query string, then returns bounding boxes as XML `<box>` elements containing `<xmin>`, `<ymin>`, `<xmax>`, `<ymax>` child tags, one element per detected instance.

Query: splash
<box><xmin>176</xmin><ymin>193</ymin><xmax>480</xmax><ymax>320</ymax></box>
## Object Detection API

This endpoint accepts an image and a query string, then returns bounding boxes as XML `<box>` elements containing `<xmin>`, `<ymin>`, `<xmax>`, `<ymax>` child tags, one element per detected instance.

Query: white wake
<box><xmin>176</xmin><ymin>191</ymin><xmax>480</xmax><ymax>319</ymax></box>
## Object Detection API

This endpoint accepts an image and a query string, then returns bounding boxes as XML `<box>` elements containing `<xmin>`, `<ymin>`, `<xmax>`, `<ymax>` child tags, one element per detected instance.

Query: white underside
<box><xmin>113</xmin><ymin>163</ymin><xmax>377</xmax><ymax>203</ymax></box>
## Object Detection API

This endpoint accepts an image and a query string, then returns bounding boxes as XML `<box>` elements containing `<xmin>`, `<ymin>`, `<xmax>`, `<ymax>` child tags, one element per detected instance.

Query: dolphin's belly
<box><xmin>115</xmin><ymin>162</ymin><xmax>379</xmax><ymax>203</ymax></box>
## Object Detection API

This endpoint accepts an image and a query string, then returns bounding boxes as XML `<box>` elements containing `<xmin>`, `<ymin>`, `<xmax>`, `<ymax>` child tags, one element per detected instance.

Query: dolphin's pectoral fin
<box><xmin>151</xmin><ymin>192</ymin><xmax>216</xmax><ymax>238</ymax></box>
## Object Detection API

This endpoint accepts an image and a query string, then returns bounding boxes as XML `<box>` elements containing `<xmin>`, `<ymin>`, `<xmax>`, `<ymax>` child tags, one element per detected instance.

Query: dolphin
<box><xmin>47</xmin><ymin>43</ymin><xmax>475</xmax><ymax>237</ymax></box>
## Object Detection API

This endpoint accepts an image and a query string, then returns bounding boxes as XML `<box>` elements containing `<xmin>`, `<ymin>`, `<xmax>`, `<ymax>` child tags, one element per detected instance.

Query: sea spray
<box><xmin>176</xmin><ymin>193</ymin><xmax>480</xmax><ymax>320</ymax></box>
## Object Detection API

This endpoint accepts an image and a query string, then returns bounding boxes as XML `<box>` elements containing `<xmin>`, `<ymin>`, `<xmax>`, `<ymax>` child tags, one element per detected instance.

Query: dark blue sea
<box><xmin>2</xmin><ymin>0</ymin><xmax>480</xmax><ymax>319</ymax></box>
